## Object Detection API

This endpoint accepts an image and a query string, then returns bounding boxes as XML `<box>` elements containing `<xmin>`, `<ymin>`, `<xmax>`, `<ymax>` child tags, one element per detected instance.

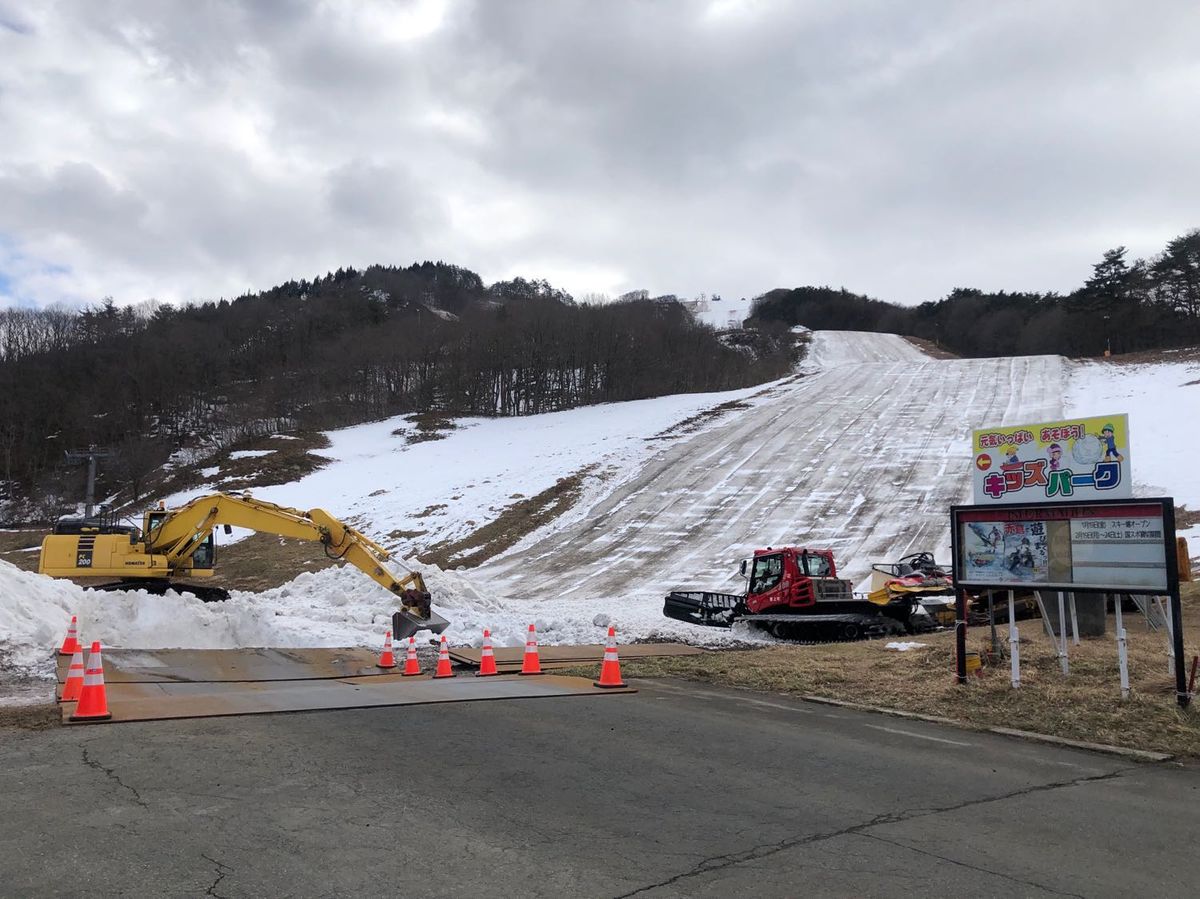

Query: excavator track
<box><xmin>95</xmin><ymin>579</ymin><xmax>231</xmax><ymax>603</ymax></box>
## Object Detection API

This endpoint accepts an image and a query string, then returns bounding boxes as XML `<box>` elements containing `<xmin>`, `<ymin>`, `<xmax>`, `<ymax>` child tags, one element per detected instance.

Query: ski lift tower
<box><xmin>65</xmin><ymin>446</ymin><xmax>114</xmax><ymax>518</ymax></box>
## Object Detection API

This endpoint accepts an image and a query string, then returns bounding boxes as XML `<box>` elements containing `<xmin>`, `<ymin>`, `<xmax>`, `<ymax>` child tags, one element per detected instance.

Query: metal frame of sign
<box><xmin>949</xmin><ymin>497</ymin><xmax>1188</xmax><ymax>708</ymax></box>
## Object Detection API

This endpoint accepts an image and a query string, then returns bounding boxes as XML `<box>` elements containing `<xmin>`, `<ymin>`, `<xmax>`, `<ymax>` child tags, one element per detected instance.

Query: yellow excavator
<box><xmin>37</xmin><ymin>492</ymin><xmax>449</xmax><ymax>639</ymax></box>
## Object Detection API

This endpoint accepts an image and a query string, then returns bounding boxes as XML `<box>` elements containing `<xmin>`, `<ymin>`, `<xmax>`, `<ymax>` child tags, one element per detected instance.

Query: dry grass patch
<box><xmin>902</xmin><ymin>335</ymin><xmax>959</xmax><ymax>359</ymax></box>
<box><xmin>0</xmin><ymin>704</ymin><xmax>59</xmax><ymax>730</ymax></box>
<box><xmin>0</xmin><ymin>529</ymin><xmax>44</xmax><ymax>573</ymax></box>
<box><xmin>197</xmin><ymin>532</ymin><xmax>344</xmax><ymax>593</ymax></box>
<box><xmin>646</xmin><ymin>401</ymin><xmax>751</xmax><ymax>442</ymax></box>
<box><xmin>397</xmin><ymin>413</ymin><xmax>458</xmax><ymax>445</ymax></box>
<box><xmin>617</xmin><ymin>585</ymin><xmax>1200</xmax><ymax>759</ymax></box>
<box><xmin>216</xmin><ymin>431</ymin><xmax>332</xmax><ymax>492</ymax></box>
<box><xmin>420</xmin><ymin>466</ymin><xmax>597</xmax><ymax>569</ymax></box>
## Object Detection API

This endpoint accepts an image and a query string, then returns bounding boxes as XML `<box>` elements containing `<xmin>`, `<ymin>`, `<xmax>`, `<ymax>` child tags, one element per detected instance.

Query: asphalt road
<box><xmin>2</xmin><ymin>680</ymin><xmax>1196</xmax><ymax>898</ymax></box>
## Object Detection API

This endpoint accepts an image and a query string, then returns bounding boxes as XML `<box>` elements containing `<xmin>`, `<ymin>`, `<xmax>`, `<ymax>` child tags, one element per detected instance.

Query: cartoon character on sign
<box><xmin>1046</xmin><ymin>442</ymin><xmax>1063</xmax><ymax>471</ymax></box>
<box><xmin>1004</xmin><ymin>445</ymin><xmax>1021</xmax><ymax>466</ymax></box>
<box><xmin>1100</xmin><ymin>423</ymin><xmax>1124</xmax><ymax>462</ymax></box>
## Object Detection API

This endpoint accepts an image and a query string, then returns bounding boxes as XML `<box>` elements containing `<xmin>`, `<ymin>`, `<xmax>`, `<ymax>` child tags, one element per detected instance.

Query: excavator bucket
<box><xmin>392</xmin><ymin>608</ymin><xmax>451</xmax><ymax>641</ymax></box>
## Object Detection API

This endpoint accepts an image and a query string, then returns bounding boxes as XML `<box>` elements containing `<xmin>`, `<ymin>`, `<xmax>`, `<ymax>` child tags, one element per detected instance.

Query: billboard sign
<box><xmin>952</xmin><ymin>499</ymin><xmax>1175</xmax><ymax>593</ymax></box>
<box><xmin>971</xmin><ymin>414</ymin><xmax>1131</xmax><ymax>505</ymax></box>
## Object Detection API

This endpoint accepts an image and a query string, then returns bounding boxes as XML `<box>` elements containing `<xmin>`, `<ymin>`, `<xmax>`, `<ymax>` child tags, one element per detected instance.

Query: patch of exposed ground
<box><xmin>645</xmin><ymin>400</ymin><xmax>753</xmax><ymax>442</ymax></box>
<box><xmin>395</xmin><ymin>413</ymin><xmax>459</xmax><ymax>445</ymax></box>
<box><xmin>208</xmin><ymin>432</ymin><xmax>333</xmax><ymax>493</ymax></box>
<box><xmin>386</xmin><ymin>529</ymin><xmax>427</xmax><ymax>541</ymax></box>
<box><xmin>606</xmin><ymin>583</ymin><xmax>1200</xmax><ymax>759</ymax></box>
<box><xmin>142</xmin><ymin>431</ymin><xmax>333</xmax><ymax>505</ymax></box>
<box><xmin>902</xmin><ymin>335</ymin><xmax>959</xmax><ymax>359</ymax></box>
<box><xmin>419</xmin><ymin>466</ymin><xmax>598</xmax><ymax>570</ymax></box>
<box><xmin>0</xmin><ymin>704</ymin><xmax>59</xmax><ymax>730</ymax></box>
<box><xmin>1082</xmin><ymin>345</ymin><xmax>1200</xmax><ymax>365</ymax></box>
<box><xmin>201</xmin><ymin>532</ymin><xmax>343</xmax><ymax>593</ymax></box>
<box><xmin>0</xmin><ymin>529</ymin><xmax>44</xmax><ymax>573</ymax></box>
<box><xmin>1174</xmin><ymin>505</ymin><xmax>1200</xmax><ymax>530</ymax></box>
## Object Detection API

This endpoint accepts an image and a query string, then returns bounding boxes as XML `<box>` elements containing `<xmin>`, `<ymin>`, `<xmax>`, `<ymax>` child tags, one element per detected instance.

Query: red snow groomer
<box><xmin>663</xmin><ymin>546</ymin><xmax>919</xmax><ymax>643</ymax></box>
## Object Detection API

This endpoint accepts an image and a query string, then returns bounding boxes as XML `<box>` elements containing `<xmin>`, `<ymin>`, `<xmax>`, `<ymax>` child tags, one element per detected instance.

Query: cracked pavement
<box><xmin>1</xmin><ymin>679</ymin><xmax>1197</xmax><ymax>897</ymax></box>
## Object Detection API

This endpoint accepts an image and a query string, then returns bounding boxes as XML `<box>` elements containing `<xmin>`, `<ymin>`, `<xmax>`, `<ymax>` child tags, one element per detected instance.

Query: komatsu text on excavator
<box><xmin>37</xmin><ymin>493</ymin><xmax>449</xmax><ymax>640</ymax></box>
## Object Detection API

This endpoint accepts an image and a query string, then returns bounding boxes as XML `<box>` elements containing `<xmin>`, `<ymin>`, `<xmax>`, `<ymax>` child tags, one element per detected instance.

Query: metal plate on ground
<box><xmin>448</xmin><ymin>642</ymin><xmax>705</xmax><ymax>672</ymax></box>
<box><xmin>56</xmin><ymin>648</ymin><xmax>387</xmax><ymax>686</ymax></box>
<box><xmin>60</xmin><ymin>674</ymin><xmax>635</xmax><ymax>724</ymax></box>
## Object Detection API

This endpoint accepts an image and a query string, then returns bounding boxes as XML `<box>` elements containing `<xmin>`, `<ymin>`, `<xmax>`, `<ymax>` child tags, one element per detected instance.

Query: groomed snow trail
<box><xmin>474</xmin><ymin>331</ymin><xmax>1064</xmax><ymax>633</ymax></box>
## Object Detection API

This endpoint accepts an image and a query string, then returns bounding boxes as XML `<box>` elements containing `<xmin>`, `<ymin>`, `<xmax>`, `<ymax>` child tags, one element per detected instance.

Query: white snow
<box><xmin>682</xmin><ymin>295</ymin><xmax>757</xmax><ymax>330</ymax></box>
<box><xmin>1064</xmin><ymin>359</ymin><xmax>1200</xmax><ymax>507</ymax></box>
<box><xmin>5</xmin><ymin>331</ymin><xmax>1197</xmax><ymax>684</ymax></box>
<box><xmin>884</xmin><ymin>641</ymin><xmax>928</xmax><ymax>651</ymax></box>
<box><xmin>228</xmin><ymin>450</ymin><xmax>274</xmax><ymax>460</ymax></box>
<box><xmin>803</xmin><ymin>330</ymin><xmax>927</xmax><ymax>368</ymax></box>
<box><xmin>167</xmin><ymin>381</ymin><xmax>785</xmax><ymax>559</ymax></box>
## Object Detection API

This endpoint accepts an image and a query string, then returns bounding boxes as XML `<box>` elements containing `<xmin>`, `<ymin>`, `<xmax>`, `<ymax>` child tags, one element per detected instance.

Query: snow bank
<box><xmin>0</xmin><ymin>555</ymin><xmax>765</xmax><ymax>681</ymax></box>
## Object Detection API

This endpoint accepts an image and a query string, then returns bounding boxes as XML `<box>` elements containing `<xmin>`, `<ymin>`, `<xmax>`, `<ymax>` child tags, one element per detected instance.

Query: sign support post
<box><xmin>1008</xmin><ymin>589</ymin><xmax>1020</xmax><ymax>689</ymax></box>
<box><xmin>1164</xmin><ymin>503</ymin><xmax>1189</xmax><ymax>708</ymax></box>
<box><xmin>1114</xmin><ymin>596</ymin><xmax>1130</xmax><ymax>699</ymax></box>
<box><xmin>1057</xmin><ymin>591</ymin><xmax>1069</xmax><ymax>675</ymax></box>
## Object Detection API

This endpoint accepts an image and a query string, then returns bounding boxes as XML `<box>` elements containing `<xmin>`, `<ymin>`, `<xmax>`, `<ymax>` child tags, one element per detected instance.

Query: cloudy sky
<box><xmin>1</xmin><ymin>1</ymin><xmax>1198</xmax><ymax>309</ymax></box>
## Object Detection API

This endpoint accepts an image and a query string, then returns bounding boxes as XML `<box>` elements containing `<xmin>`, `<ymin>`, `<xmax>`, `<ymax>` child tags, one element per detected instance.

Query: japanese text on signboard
<box><xmin>971</xmin><ymin>414</ymin><xmax>1131</xmax><ymax>505</ymax></box>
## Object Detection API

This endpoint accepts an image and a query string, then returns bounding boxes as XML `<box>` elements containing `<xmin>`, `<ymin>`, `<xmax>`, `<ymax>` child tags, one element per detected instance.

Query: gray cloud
<box><xmin>1</xmin><ymin>0</ymin><xmax>1198</xmax><ymax>309</ymax></box>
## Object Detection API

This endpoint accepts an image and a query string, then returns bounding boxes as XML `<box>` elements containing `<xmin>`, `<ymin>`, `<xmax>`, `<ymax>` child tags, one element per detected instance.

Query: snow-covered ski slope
<box><xmin>15</xmin><ymin>330</ymin><xmax>1199</xmax><ymax>672</ymax></box>
<box><xmin>478</xmin><ymin>332</ymin><xmax>1063</xmax><ymax>618</ymax></box>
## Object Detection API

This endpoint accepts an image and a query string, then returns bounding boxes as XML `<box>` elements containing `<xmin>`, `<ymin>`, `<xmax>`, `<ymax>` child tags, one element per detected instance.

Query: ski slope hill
<box><xmin>5</xmin><ymin>331</ymin><xmax>1197</xmax><ymax>676</ymax></box>
<box><xmin>477</xmin><ymin>332</ymin><xmax>1063</xmax><ymax>614</ymax></box>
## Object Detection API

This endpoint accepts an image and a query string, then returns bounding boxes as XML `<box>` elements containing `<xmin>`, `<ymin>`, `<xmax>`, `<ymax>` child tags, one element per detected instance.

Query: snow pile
<box><xmin>884</xmin><ymin>641</ymin><xmax>928</xmax><ymax>652</ymax></box>
<box><xmin>0</xmin><ymin>553</ymin><xmax>766</xmax><ymax>681</ymax></box>
<box><xmin>0</xmin><ymin>560</ymin><xmax>284</xmax><ymax>678</ymax></box>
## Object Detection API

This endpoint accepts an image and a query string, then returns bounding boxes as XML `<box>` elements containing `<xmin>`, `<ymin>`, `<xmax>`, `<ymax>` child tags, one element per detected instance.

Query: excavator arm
<box><xmin>146</xmin><ymin>494</ymin><xmax>449</xmax><ymax>638</ymax></box>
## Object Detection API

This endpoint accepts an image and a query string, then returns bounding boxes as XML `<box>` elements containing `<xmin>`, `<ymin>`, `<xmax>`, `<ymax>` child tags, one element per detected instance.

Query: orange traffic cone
<box><xmin>58</xmin><ymin>615</ymin><xmax>81</xmax><ymax>656</ymax></box>
<box><xmin>477</xmin><ymin>629</ymin><xmax>498</xmax><ymax>677</ymax></box>
<box><xmin>70</xmin><ymin>641</ymin><xmax>111</xmax><ymax>722</ymax></box>
<box><xmin>377</xmin><ymin>630</ymin><xmax>397</xmax><ymax>669</ymax></box>
<box><xmin>519</xmin><ymin>623</ymin><xmax>543</xmax><ymax>676</ymax></box>
<box><xmin>402</xmin><ymin>636</ymin><xmax>422</xmax><ymax>676</ymax></box>
<box><xmin>59</xmin><ymin>646</ymin><xmax>86</xmax><ymax>703</ymax></box>
<box><xmin>433</xmin><ymin>635</ymin><xmax>454</xmax><ymax>678</ymax></box>
<box><xmin>594</xmin><ymin>626</ymin><xmax>627</xmax><ymax>688</ymax></box>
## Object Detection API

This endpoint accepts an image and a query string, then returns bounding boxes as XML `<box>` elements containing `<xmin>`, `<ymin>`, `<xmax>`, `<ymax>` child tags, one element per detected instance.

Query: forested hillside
<box><xmin>0</xmin><ymin>262</ymin><xmax>795</xmax><ymax>521</ymax></box>
<box><xmin>749</xmin><ymin>230</ymin><xmax>1200</xmax><ymax>358</ymax></box>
